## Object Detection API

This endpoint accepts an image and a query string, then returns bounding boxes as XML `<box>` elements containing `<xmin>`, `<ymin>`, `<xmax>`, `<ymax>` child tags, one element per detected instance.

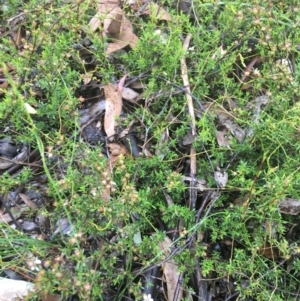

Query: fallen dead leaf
<box><xmin>258</xmin><ymin>242</ymin><xmax>280</xmax><ymax>259</ymax></box>
<box><xmin>88</xmin><ymin>0</ymin><xmax>138</xmax><ymax>53</ymax></box>
<box><xmin>101</xmin><ymin>143</ymin><xmax>129</xmax><ymax>201</ymax></box>
<box><xmin>214</xmin><ymin>170</ymin><xmax>228</xmax><ymax>187</ymax></box>
<box><xmin>83</xmin><ymin>72</ymin><xmax>93</xmax><ymax>85</ymax></box>
<box><xmin>103</xmin><ymin>83</ymin><xmax>122</xmax><ymax>139</ymax></box>
<box><xmin>108</xmin><ymin>143</ymin><xmax>129</xmax><ymax>167</ymax></box>
<box><xmin>129</xmin><ymin>79</ymin><xmax>145</xmax><ymax>89</ymax></box>
<box><xmin>125</xmin><ymin>0</ymin><xmax>148</xmax><ymax>6</ymax></box>
<box><xmin>216</xmin><ymin>129</ymin><xmax>231</xmax><ymax>148</ymax></box>
<box><xmin>89</xmin><ymin>0</ymin><xmax>120</xmax><ymax>31</ymax></box>
<box><xmin>103</xmin><ymin>7</ymin><xmax>122</xmax><ymax>35</ymax></box>
<box><xmin>143</xmin><ymin>2</ymin><xmax>172</xmax><ymax>21</ymax></box>
<box><xmin>121</xmin><ymin>87</ymin><xmax>139</xmax><ymax>102</ymax></box>
<box><xmin>88</xmin><ymin>14</ymin><xmax>101</xmax><ymax>31</ymax></box>
<box><xmin>24</xmin><ymin>102</ymin><xmax>37</xmax><ymax>114</ymax></box>
<box><xmin>117</xmin><ymin>74</ymin><xmax>127</xmax><ymax>93</ymax></box>
<box><xmin>0</xmin><ymin>204</ymin><xmax>29</xmax><ymax>223</ymax></box>
<box><xmin>19</xmin><ymin>193</ymin><xmax>38</xmax><ymax>210</ymax></box>
<box><xmin>106</xmin><ymin>15</ymin><xmax>138</xmax><ymax>54</ymax></box>
<box><xmin>159</xmin><ymin>236</ymin><xmax>182</xmax><ymax>301</ymax></box>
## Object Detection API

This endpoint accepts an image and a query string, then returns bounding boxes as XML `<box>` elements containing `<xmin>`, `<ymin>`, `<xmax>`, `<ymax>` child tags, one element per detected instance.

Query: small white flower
<box><xmin>28</xmin><ymin>257</ymin><xmax>42</xmax><ymax>271</ymax></box>
<box><xmin>143</xmin><ymin>293</ymin><xmax>154</xmax><ymax>301</ymax></box>
<box><xmin>34</xmin><ymin>257</ymin><xmax>42</xmax><ymax>265</ymax></box>
<box><xmin>252</xmin><ymin>68</ymin><xmax>261</xmax><ymax>77</ymax></box>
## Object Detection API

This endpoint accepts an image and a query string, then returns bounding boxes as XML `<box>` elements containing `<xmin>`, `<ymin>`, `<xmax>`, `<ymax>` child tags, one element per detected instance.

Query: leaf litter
<box><xmin>1</xmin><ymin>0</ymin><xmax>300</xmax><ymax>300</ymax></box>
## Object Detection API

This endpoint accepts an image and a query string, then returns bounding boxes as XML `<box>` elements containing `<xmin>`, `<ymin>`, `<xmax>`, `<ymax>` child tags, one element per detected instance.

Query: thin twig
<box><xmin>189</xmin><ymin>146</ymin><xmax>197</xmax><ymax>210</ymax></box>
<box><xmin>180</xmin><ymin>34</ymin><xmax>196</xmax><ymax>135</ymax></box>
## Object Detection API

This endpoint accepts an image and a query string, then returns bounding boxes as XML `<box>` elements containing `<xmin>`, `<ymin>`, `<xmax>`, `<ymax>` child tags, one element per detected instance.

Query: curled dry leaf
<box><xmin>24</xmin><ymin>102</ymin><xmax>37</xmax><ymax>114</ymax></box>
<box><xmin>214</xmin><ymin>170</ymin><xmax>228</xmax><ymax>187</ymax></box>
<box><xmin>104</xmin><ymin>83</ymin><xmax>122</xmax><ymax>139</ymax></box>
<box><xmin>216</xmin><ymin>129</ymin><xmax>231</xmax><ymax>149</ymax></box>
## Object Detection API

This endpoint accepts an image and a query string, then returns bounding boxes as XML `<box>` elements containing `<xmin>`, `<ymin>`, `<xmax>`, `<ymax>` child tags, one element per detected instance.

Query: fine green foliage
<box><xmin>1</xmin><ymin>0</ymin><xmax>300</xmax><ymax>300</ymax></box>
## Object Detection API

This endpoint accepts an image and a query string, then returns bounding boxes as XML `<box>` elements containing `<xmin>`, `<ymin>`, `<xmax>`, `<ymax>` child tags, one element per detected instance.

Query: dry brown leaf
<box><xmin>24</xmin><ymin>103</ymin><xmax>37</xmax><ymax>114</ymax></box>
<box><xmin>106</xmin><ymin>15</ymin><xmax>138</xmax><ymax>54</ymax></box>
<box><xmin>19</xmin><ymin>193</ymin><xmax>38</xmax><ymax>210</ymax></box>
<box><xmin>125</xmin><ymin>0</ymin><xmax>148</xmax><ymax>6</ymax></box>
<box><xmin>89</xmin><ymin>0</ymin><xmax>120</xmax><ymax>31</ymax></box>
<box><xmin>104</xmin><ymin>83</ymin><xmax>122</xmax><ymax>139</ymax></box>
<box><xmin>258</xmin><ymin>242</ymin><xmax>280</xmax><ymax>259</ymax></box>
<box><xmin>144</xmin><ymin>2</ymin><xmax>172</xmax><ymax>21</ymax></box>
<box><xmin>97</xmin><ymin>0</ymin><xmax>119</xmax><ymax>13</ymax></box>
<box><xmin>0</xmin><ymin>204</ymin><xmax>29</xmax><ymax>223</ymax></box>
<box><xmin>159</xmin><ymin>236</ymin><xmax>182</xmax><ymax>301</ymax></box>
<box><xmin>121</xmin><ymin>87</ymin><xmax>139</xmax><ymax>102</ymax></box>
<box><xmin>125</xmin><ymin>0</ymin><xmax>148</xmax><ymax>11</ymax></box>
<box><xmin>216</xmin><ymin>129</ymin><xmax>231</xmax><ymax>149</ymax></box>
<box><xmin>83</xmin><ymin>72</ymin><xmax>93</xmax><ymax>85</ymax></box>
<box><xmin>90</xmin><ymin>0</ymin><xmax>138</xmax><ymax>54</ymax></box>
<box><xmin>143</xmin><ymin>148</ymin><xmax>153</xmax><ymax>157</ymax></box>
<box><xmin>88</xmin><ymin>15</ymin><xmax>102</xmax><ymax>31</ymax></box>
<box><xmin>129</xmin><ymin>79</ymin><xmax>145</xmax><ymax>89</ymax></box>
<box><xmin>108</xmin><ymin>143</ymin><xmax>129</xmax><ymax>167</ymax></box>
<box><xmin>214</xmin><ymin>170</ymin><xmax>228</xmax><ymax>187</ymax></box>
<box><xmin>103</xmin><ymin>7</ymin><xmax>122</xmax><ymax>35</ymax></box>
<box><xmin>101</xmin><ymin>143</ymin><xmax>129</xmax><ymax>201</ymax></box>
